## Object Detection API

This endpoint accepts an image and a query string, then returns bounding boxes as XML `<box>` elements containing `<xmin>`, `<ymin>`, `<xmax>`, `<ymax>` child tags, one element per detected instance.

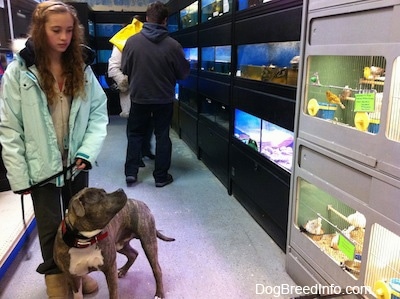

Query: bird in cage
<box><xmin>326</xmin><ymin>90</ymin><xmax>346</xmax><ymax>109</ymax></box>
<box><xmin>340</xmin><ymin>85</ymin><xmax>352</xmax><ymax>101</ymax></box>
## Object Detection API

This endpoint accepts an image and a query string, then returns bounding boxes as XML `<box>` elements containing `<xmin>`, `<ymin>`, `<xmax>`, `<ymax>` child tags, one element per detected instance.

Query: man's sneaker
<box><xmin>126</xmin><ymin>176</ymin><xmax>137</xmax><ymax>184</ymax></box>
<box><xmin>155</xmin><ymin>174</ymin><xmax>173</xmax><ymax>188</ymax></box>
<box><xmin>144</xmin><ymin>153</ymin><xmax>155</xmax><ymax>160</ymax></box>
<box><xmin>139</xmin><ymin>159</ymin><xmax>145</xmax><ymax>167</ymax></box>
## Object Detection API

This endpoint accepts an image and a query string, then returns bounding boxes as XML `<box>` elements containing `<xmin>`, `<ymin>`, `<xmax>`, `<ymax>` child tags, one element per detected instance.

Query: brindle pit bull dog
<box><xmin>53</xmin><ymin>187</ymin><xmax>175</xmax><ymax>299</ymax></box>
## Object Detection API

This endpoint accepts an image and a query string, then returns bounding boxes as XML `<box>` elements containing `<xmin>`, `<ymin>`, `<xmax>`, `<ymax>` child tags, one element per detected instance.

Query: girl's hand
<box><xmin>75</xmin><ymin>158</ymin><xmax>87</xmax><ymax>170</ymax></box>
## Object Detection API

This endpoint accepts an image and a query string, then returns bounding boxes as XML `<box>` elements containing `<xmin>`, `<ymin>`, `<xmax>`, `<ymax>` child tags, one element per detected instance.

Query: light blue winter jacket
<box><xmin>0</xmin><ymin>48</ymin><xmax>108</xmax><ymax>192</ymax></box>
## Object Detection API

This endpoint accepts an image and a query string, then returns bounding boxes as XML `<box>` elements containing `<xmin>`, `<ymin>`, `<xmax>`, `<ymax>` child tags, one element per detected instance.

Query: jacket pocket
<box><xmin>20</xmin><ymin>75</ymin><xmax>42</xmax><ymax>107</ymax></box>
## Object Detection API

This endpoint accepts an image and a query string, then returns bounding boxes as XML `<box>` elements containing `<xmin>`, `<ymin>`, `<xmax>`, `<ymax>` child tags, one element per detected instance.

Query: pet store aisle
<box><xmin>0</xmin><ymin>115</ymin><xmax>297</xmax><ymax>299</ymax></box>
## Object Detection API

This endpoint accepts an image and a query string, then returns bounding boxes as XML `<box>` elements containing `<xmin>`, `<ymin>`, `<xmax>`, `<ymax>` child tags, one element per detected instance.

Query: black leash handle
<box><xmin>29</xmin><ymin>163</ymin><xmax>76</xmax><ymax>191</ymax></box>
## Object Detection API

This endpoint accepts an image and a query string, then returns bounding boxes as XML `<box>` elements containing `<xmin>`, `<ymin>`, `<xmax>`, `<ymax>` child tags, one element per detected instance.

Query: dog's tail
<box><xmin>156</xmin><ymin>230</ymin><xmax>175</xmax><ymax>242</ymax></box>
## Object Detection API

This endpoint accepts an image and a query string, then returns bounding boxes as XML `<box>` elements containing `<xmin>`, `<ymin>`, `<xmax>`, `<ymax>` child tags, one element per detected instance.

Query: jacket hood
<box><xmin>141</xmin><ymin>23</ymin><xmax>168</xmax><ymax>43</ymax></box>
<box><xmin>18</xmin><ymin>38</ymin><xmax>96</xmax><ymax>67</ymax></box>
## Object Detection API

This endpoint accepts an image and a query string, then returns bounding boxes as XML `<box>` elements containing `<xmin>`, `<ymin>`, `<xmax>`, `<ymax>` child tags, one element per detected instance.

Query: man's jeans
<box><xmin>125</xmin><ymin>102</ymin><xmax>173</xmax><ymax>181</ymax></box>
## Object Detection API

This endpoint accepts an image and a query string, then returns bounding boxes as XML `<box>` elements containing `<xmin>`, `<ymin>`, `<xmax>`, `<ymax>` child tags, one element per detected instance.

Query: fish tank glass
<box><xmin>237</xmin><ymin>0</ymin><xmax>273</xmax><ymax>11</ymax></box>
<box><xmin>296</xmin><ymin>178</ymin><xmax>367</xmax><ymax>280</ymax></box>
<box><xmin>237</xmin><ymin>41</ymin><xmax>300</xmax><ymax>86</ymax></box>
<box><xmin>200</xmin><ymin>97</ymin><xmax>229</xmax><ymax>131</ymax></box>
<box><xmin>201</xmin><ymin>0</ymin><xmax>232</xmax><ymax>23</ymax></box>
<box><xmin>98</xmin><ymin>75</ymin><xmax>109</xmax><ymax>89</ymax></box>
<box><xmin>168</xmin><ymin>13</ymin><xmax>179</xmax><ymax>33</ymax></box>
<box><xmin>96</xmin><ymin>50</ymin><xmax>112</xmax><ymax>64</ymax></box>
<box><xmin>183</xmin><ymin>48</ymin><xmax>198</xmax><ymax>70</ymax></box>
<box><xmin>234</xmin><ymin>109</ymin><xmax>294</xmax><ymax>172</ymax></box>
<box><xmin>175</xmin><ymin>83</ymin><xmax>179</xmax><ymax>100</ymax></box>
<box><xmin>304</xmin><ymin>55</ymin><xmax>387</xmax><ymax>136</ymax></box>
<box><xmin>179</xmin><ymin>86</ymin><xmax>198</xmax><ymax>111</ymax></box>
<box><xmin>180</xmin><ymin>1</ymin><xmax>198</xmax><ymax>29</ymax></box>
<box><xmin>95</xmin><ymin>23</ymin><xmax>123</xmax><ymax>37</ymax></box>
<box><xmin>88</xmin><ymin>20</ymin><xmax>95</xmax><ymax>37</ymax></box>
<box><xmin>201</xmin><ymin>46</ymin><xmax>231</xmax><ymax>75</ymax></box>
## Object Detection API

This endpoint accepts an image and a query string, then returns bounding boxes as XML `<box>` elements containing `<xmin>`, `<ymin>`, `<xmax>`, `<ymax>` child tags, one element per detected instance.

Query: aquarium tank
<box><xmin>201</xmin><ymin>0</ymin><xmax>232</xmax><ymax>22</ymax></box>
<box><xmin>237</xmin><ymin>41</ymin><xmax>300</xmax><ymax>86</ymax></box>
<box><xmin>237</xmin><ymin>0</ymin><xmax>272</xmax><ymax>11</ymax></box>
<box><xmin>95</xmin><ymin>23</ymin><xmax>123</xmax><ymax>37</ymax></box>
<box><xmin>234</xmin><ymin>109</ymin><xmax>293</xmax><ymax>171</ymax></box>
<box><xmin>201</xmin><ymin>45</ymin><xmax>231</xmax><ymax>74</ymax></box>
<box><xmin>180</xmin><ymin>1</ymin><xmax>198</xmax><ymax>29</ymax></box>
<box><xmin>168</xmin><ymin>13</ymin><xmax>179</xmax><ymax>33</ymax></box>
<box><xmin>183</xmin><ymin>48</ymin><xmax>198</xmax><ymax>70</ymax></box>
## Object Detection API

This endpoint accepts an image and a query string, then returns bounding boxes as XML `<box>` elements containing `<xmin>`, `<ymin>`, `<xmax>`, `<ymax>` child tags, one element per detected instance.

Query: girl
<box><xmin>0</xmin><ymin>1</ymin><xmax>108</xmax><ymax>298</ymax></box>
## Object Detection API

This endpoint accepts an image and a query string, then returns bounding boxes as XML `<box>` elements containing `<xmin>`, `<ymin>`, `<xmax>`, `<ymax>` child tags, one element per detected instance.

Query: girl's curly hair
<box><xmin>29</xmin><ymin>1</ymin><xmax>86</xmax><ymax>104</ymax></box>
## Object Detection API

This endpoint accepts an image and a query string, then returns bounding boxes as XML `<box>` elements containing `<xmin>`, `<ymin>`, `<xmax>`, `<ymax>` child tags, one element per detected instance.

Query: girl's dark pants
<box><xmin>31</xmin><ymin>171</ymin><xmax>88</xmax><ymax>275</ymax></box>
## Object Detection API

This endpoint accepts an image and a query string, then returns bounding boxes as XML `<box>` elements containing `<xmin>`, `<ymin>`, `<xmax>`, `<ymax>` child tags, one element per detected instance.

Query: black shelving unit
<box><xmin>167</xmin><ymin>0</ymin><xmax>303</xmax><ymax>251</ymax></box>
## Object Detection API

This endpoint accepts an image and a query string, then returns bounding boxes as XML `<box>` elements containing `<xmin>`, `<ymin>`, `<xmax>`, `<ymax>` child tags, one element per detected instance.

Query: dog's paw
<box><xmin>117</xmin><ymin>268</ymin><xmax>128</xmax><ymax>278</ymax></box>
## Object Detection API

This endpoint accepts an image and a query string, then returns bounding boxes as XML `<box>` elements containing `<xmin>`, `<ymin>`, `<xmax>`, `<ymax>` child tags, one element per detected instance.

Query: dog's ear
<box><xmin>71</xmin><ymin>198</ymin><xmax>85</xmax><ymax>217</ymax></box>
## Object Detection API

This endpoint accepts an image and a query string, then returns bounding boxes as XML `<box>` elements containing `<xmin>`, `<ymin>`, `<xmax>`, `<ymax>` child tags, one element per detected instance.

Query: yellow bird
<box><xmin>363</xmin><ymin>67</ymin><xmax>371</xmax><ymax>79</ymax></box>
<box><xmin>326</xmin><ymin>90</ymin><xmax>345</xmax><ymax>109</ymax></box>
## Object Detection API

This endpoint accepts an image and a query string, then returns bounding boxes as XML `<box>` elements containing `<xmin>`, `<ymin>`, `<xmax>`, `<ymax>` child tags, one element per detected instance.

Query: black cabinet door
<box><xmin>230</xmin><ymin>143</ymin><xmax>289</xmax><ymax>250</ymax></box>
<box><xmin>198</xmin><ymin>119</ymin><xmax>229</xmax><ymax>187</ymax></box>
<box><xmin>179</xmin><ymin>106</ymin><xmax>198</xmax><ymax>152</ymax></box>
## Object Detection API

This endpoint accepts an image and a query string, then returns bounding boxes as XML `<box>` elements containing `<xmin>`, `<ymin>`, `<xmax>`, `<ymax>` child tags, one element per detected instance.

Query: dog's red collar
<box><xmin>61</xmin><ymin>219</ymin><xmax>108</xmax><ymax>248</ymax></box>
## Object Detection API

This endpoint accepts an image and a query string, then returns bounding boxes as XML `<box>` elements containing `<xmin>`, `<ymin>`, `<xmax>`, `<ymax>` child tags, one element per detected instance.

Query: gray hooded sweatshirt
<box><xmin>121</xmin><ymin>22</ymin><xmax>190</xmax><ymax>104</ymax></box>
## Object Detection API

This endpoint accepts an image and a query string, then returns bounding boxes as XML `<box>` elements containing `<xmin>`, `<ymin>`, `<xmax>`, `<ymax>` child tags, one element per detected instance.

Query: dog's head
<box><xmin>67</xmin><ymin>187</ymin><xmax>128</xmax><ymax>231</ymax></box>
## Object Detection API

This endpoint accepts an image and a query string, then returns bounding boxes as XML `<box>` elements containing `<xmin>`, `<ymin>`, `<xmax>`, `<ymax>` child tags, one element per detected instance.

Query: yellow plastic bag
<box><xmin>109</xmin><ymin>18</ymin><xmax>143</xmax><ymax>52</ymax></box>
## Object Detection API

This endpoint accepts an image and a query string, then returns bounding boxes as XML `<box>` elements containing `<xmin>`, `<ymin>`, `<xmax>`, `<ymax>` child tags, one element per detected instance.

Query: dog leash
<box><xmin>20</xmin><ymin>163</ymin><xmax>76</xmax><ymax>260</ymax></box>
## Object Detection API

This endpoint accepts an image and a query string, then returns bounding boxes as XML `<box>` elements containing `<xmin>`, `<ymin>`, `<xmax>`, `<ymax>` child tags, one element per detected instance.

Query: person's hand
<box><xmin>75</xmin><ymin>158</ymin><xmax>87</xmax><ymax>170</ymax></box>
<box><xmin>75</xmin><ymin>158</ymin><xmax>92</xmax><ymax>170</ymax></box>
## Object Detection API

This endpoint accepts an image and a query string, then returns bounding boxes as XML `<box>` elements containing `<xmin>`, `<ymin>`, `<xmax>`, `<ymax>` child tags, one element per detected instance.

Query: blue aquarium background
<box><xmin>201</xmin><ymin>46</ymin><xmax>231</xmax><ymax>74</ymax></box>
<box><xmin>234</xmin><ymin>109</ymin><xmax>293</xmax><ymax>172</ymax></box>
<box><xmin>175</xmin><ymin>83</ymin><xmax>179</xmax><ymax>100</ymax></box>
<box><xmin>96</xmin><ymin>50</ymin><xmax>112</xmax><ymax>64</ymax></box>
<box><xmin>95</xmin><ymin>23</ymin><xmax>123</xmax><ymax>37</ymax></box>
<box><xmin>183</xmin><ymin>48</ymin><xmax>198</xmax><ymax>69</ymax></box>
<box><xmin>238</xmin><ymin>0</ymin><xmax>273</xmax><ymax>11</ymax></box>
<box><xmin>180</xmin><ymin>1</ymin><xmax>198</xmax><ymax>29</ymax></box>
<box><xmin>98</xmin><ymin>75</ymin><xmax>109</xmax><ymax>89</ymax></box>
<box><xmin>168</xmin><ymin>13</ymin><xmax>179</xmax><ymax>33</ymax></box>
<box><xmin>234</xmin><ymin>109</ymin><xmax>262</xmax><ymax>145</ymax></box>
<box><xmin>201</xmin><ymin>0</ymin><xmax>232</xmax><ymax>22</ymax></box>
<box><xmin>88</xmin><ymin>20</ymin><xmax>95</xmax><ymax>37</ymax></box>
<box><xmin>201</xmin><ymin>0</ymin><xmax>215</xmax><ymax>22</ymax></box>
<box><xmin>237</xmin><ymin>41</ymin><xmax>300</xmax><ymax>68</ymax></box>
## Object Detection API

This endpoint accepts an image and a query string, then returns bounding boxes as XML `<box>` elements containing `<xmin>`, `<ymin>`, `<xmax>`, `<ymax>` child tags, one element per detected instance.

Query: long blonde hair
<box><xmin>29</xmin><ymin>1</ymin><xmax>85</xmax><ymax>104</ymax></box>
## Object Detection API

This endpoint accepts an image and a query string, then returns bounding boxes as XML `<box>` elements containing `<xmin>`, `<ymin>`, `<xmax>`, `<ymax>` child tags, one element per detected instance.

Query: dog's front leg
<box><xmin>70</xmin><ymin>276</ymin><xmax>83</xmax><ymax>299</ymax></box>
<box><xmin>104</xmin><ymin>262</ymin><xmax>119</xmax><ymax>299</ymax></box>
<box><xmin>117</xmin><ymin>242</ymin><xmax>139</xmax><ymax>277</ymax></box>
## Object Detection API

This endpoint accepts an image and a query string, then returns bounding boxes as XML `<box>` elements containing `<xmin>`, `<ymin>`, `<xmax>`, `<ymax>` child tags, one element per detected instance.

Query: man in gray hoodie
<box><xmin>122</xmin><ymin>1</ymin><xmax>189</xmax><ymax>187</ymax></box>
